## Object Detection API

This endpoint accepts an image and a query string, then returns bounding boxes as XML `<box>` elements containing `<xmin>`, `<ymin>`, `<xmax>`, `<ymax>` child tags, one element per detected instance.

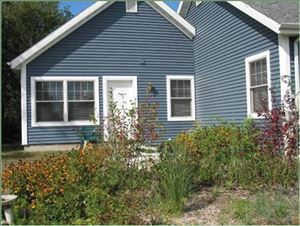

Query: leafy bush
<box><xmin>2</xmin><ymin>145</ymin><xmax>153</xmax><ymax>224</ymax></box>
<box><xmin>102</xmin><ymin>92</ymin><xmax>163</xmax><ymax>162</ymax></box>
<box><xmin>258</xmin><ymin>90</ymin><xmax>298</xmax><ymax>159</ymax></box>
<box><xmin>168</xmin><ymin>119</ymin><xmax>298</xmax><ymax>188</ymax></box>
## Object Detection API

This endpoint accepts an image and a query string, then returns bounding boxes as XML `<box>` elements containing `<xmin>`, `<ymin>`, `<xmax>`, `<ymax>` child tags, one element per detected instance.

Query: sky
<box><xmin>60</xmin><ymin>1</ymin><xmax>180</xmax><ymax>15</ymax></box>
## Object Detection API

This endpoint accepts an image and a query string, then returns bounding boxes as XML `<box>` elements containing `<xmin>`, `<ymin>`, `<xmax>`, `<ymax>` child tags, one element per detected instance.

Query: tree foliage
<box><xmin>2</xmin><ymin>2</ymin><xmax>72</xmax><ymax>144</ymax></box>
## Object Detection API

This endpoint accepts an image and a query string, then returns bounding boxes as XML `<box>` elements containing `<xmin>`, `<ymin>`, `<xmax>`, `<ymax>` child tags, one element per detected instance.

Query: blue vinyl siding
<box><xmin>26</xmin><ymin>2</ymin><xmax>194</xmax><ymax>145</ymax></box>
<box><xmin>186</xmin><ymin>2</ymin><xmax>280</xmax><ymax>125</ymax></box>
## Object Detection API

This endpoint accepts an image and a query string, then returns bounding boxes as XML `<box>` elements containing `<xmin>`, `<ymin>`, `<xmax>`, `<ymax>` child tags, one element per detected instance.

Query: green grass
<box><xmin>2</xmin><ymin>150</ymin><xmax>68</xmax><ymax>166</ymax></box>
<box><xmin>220</xmin><ymin>190</ymin><xmax>299</xmax><ymax>225</ymax></box>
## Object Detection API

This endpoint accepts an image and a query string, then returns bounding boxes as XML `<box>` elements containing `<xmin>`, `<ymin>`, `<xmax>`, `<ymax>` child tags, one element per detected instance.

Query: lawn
<box><xmin>169</xmin><ymin>187</ymin><xmax>299</xmax><ymax>225</ymax></box>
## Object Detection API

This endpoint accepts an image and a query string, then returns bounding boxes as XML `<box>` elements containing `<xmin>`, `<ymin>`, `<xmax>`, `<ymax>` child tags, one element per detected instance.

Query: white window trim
<box><xmin>31</xmin><ymin>76</ymin><xmax>99</xmax><ymax>127</ymax></box>
<box><xmin>102</xmin><ymin>76</ymin><xmax>138</xmax><ymax>138</ymax></box>
<box><xmin>166</xmin><ymin>75</ymin><xmax>195</xmax><ymax>121</ymax></box>
<box><xmin>245</xmin><ymin>50</ymin><xmax>272</xmax><ymax>119</ymax></box>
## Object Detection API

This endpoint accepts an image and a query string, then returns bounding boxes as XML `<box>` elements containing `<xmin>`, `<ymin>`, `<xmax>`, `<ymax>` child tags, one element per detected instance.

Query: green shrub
<box><xmin>156</xmin><ymin>141</ymin><xmax>195</xmax><ymax>213</ymax></box>
<box><xmin>2</xmin><ymin>145</ymin><xmax>153</xmax><ymax>224</ymax></box>
<box><xmin>169</xmin><ymin>120</ymin><xmax>298</xmax><ymax>188</ymax></box>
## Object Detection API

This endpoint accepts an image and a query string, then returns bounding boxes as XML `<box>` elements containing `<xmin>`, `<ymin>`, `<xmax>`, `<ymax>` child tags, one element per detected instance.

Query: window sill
<box><xmin>168</xmin><ymin>116</ymin><xmax>195</xmax><ymax>122</ymax></box>
<box><xmin>32</xmin><ymin>120</ymin><xmax>97</xmax><ymax>127</ymax></box>
<box><xmin>247</xmin><ymin>114</ymin><xmax>265</xmax><ymax>119</ymax></box>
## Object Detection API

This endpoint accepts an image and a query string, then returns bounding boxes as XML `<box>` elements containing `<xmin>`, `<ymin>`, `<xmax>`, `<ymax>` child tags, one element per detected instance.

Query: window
<box><xmin>36</xmin><ymin>81</ymin><xmax>64</xmax><ymax>122</ymax></box>
<box><xmin>166</xmin><ymin>75</ymin><xmax>195</xmax><ymax>121</ymax></box>
<box><xmin>31</xmin><ymin>77</ymin><xmax>99</xmax><ymax>127</ymax></box>
<box><xmin>245</xmin><ymin>51</ymin><xmax>271</xmax><ymax>118</ymax></box>
<box><xmin>68</xmin><ymin>81</ymin><xmax>94</xmax><ymax>121</ymax></box>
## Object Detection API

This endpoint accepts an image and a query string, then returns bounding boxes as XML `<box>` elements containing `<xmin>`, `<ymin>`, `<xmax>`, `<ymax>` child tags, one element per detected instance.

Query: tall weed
<box><xmin>156</xmin><ymin>141</ymin><xmax>195</xmax><ymax>213</ymax></box>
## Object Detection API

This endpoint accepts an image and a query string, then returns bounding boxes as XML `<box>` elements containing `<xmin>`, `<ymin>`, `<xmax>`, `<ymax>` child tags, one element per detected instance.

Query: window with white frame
<box><xmin>245</xmin><ymin>50</ymin><xmax>271</xmax><ymax>117</ymax></box>
<box><xmin>31</xmin><ymin>77</ymin><xmax>99</xmax><ymax>126</ymax></box>
<box><xmin>167</xmin><ymin>75</ymin><xmax>195</xmax><ymax>121</ymax></box>
<box><xmin>36</xmin><ymin>81</ymin><xmax>64</xmax><ymax>122</ymax></box>
<box><xmin>67</xmin><ymin>81</ymin><xmax>94</xmax><ymax>121</ymax></box>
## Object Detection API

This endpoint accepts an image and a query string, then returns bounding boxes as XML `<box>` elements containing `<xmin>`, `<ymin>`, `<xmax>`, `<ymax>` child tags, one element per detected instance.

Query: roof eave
<box><xmin>147</xmin><ymin>1</ymin><xmax>195</xmax><ymax>39</ymax></box>
<box><xmin>279</xmin><ymin>23</ymin><xmax>299</xmax><ymax>35</ymax></box>
<box><xmin>9</xmin><ymin>1</ymin><xmax>113</xmax><ymax>70</ymax></box>
<box><xmin>9</xmin><ymin>1</ymin><xmax>195</xmax><ymax>70</ymax></box>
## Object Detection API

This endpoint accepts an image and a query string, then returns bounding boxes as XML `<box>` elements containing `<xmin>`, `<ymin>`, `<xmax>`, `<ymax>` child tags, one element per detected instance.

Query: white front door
<box><xmin>102</xmin><ymin>76</ymin><xmax>138</xmax><ymax>138</ymax></box>
<box><xmin>108</xmin><ymin>80</ymin><xmax>135</xmax><ymax>113</ymax></box>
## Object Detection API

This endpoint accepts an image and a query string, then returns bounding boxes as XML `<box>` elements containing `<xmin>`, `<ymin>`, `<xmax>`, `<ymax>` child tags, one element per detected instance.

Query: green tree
<box><xmin>2</xmin><ymin>2</ymin><xmax>72</xmax><ymax>144</ymax></box>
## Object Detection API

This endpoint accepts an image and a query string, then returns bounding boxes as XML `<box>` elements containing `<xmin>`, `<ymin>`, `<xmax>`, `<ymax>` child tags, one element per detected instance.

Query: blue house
<box><xmin>9</xmin><ymin>1</ymin><xmax>299</xmax><ymax>149</ymax></box>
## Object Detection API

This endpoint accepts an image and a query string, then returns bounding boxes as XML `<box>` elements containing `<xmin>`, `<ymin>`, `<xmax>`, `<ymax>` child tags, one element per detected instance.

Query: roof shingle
<box><xmin>243</xmin><ymin>0</ymin><xmax>299</xmax><ymax>24</ymax></box>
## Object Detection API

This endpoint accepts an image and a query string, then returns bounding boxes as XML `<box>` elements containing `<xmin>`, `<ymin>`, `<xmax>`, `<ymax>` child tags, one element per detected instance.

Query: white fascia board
<box><xmin>9</xmin><ymin>1</ymin><xmax>113</xmax><ymax>70</ymax></box>
<box><xmin>228</xmin><ymin>1</ymin><xmax>281</xmax><ymax>34</ymax></box>
<box><xmin>177</xmin><ymin>1</ymin><xmax>191</xmax><ymax>17</ymax></box>
<box><xmin>146</xmin><ymin>1</ymin><xmax>195</xmax><ymax>39</ymax></box>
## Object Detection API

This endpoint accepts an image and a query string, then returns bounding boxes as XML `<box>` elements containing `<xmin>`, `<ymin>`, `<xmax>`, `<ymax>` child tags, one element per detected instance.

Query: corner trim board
<box><xmin>294</xmin><ymin>38</ymin><xmax>299</xmax><ymax>110</ymax></box>
<box><xmin>278</xmin><ymin>34</ymin><xmax>291</xmax><ymax>101</ymax></box>
<box><xmin>21</xmin><ymin>64</ymin><xmax>28</xmax><ymax>145</ymax></box>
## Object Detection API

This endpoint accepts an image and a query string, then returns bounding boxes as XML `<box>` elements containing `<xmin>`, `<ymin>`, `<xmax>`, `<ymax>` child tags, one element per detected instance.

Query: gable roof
<box><xmin>243</xmin><ymin>0</ymin><xmax>299</xmax><ymax>24</ymax></box>
<box><xmin>9</xmin><ymin>1</ymin><xmax>195</xmax><ymax>70</ymax></box>
<box><xmin>178</xmin><ymin>1</ymin><xmax>299</xmax><ymax>35</ymax></box>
